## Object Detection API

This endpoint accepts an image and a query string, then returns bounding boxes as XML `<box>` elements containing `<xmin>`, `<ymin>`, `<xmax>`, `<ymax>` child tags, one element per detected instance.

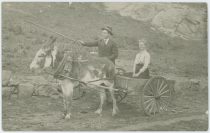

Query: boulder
<box><xmin>174</xmin><ymin>78</ymin><xmax>202</xmax><ymax>93</ymax></box>
<box><xmin>2</xmin><ymin>70</ymin><xmax>12</xmax><ymax>86</ymax></box>
<box><xmin>2</xmin><ymin>70</ymin><xmax>19</xmax><ymax>99</ymax></box>
<box><xmin>2</xmin><ymin>84</ymin><xmax>19</xmax><ymax>99</ymax></box>
<box><xmin>2</xmin><ymin>87</ymin><xmax>12</xmax><ymax>98</ymax></box>
<box><xmin>18</xmin><ymin>83</ymin><xmax>34</xmax><ymax>98</ymax></box>
<box><xmin>22</xmin><ymin>76</ymin><xmax>49</xmax><ymax>84</ymax></box>
<box><xmin>33</xmin><ymin>83</ymin><xmax>60</xmax><ymax>98</ymax></box>
<box><xmin>104</xmin><ymin>3</ymin><xmax>207</xmax><ymax>40</ymax></box>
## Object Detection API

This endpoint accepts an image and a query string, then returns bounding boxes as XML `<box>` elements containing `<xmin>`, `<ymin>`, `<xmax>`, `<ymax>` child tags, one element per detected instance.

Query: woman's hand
<box><xmin>138</xmin><ymin>69</ymin><xmax>144</xmax><ymax>74</ymax></box>
<box><xmin>133</xmin><ymin>69</ymin><xmax>144</xmax><ymax>77</ymax></box>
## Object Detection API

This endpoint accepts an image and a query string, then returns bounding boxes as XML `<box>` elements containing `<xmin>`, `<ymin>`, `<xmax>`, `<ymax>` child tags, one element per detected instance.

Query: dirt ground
<box><xmin>2</xmin><ymin>3</ymin><xmax>208</xmax><ymax>131</ymax></box>
<box><xmin>2</xmin><ymin>75</ymin><xmax>208</xmax><ymax>131</ymax></box>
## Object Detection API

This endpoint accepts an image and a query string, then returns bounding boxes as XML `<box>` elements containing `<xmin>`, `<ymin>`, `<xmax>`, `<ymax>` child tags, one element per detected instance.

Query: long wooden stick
<box><xmin>25</xmin><ymin>20</ymin><xmax>139</xmax><ymax>53</ymax></box>
<box><xmin>58</xmin><ymin>74</ymin><xmax>117</xmax><ymax>91</ymax></box>
<box><xmin>45</xmin><ymin>71</ymin><xmax>84</xmax><ymax>83</ymax></box>
<box><xmin>24</xmin><ymin>20</ymin><xmax>77</xmax><ymax>42</ymax></box>
<box><xmin>88</xmin><ymin>83</ymin><xmax>118</xmax><ymax>91</ymax></box>
<box><xmin>57</xmin><ymin>74</ymin><xmax>117</xmax><ymax>90</ymax></box>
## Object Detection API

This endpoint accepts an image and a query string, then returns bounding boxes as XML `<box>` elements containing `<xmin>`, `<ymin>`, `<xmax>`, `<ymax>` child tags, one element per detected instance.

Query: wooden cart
<box><xmin>73</xmin><ymin>68</ymin><xmax>175</xmax><ymax>116</ymax></box>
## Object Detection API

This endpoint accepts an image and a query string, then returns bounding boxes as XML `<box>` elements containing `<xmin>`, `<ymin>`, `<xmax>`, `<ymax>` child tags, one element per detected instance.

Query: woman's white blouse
<box><xmin>134</xmin><ymin>50</ymin><xmax>150</xmax><ymax>72</ymax></box>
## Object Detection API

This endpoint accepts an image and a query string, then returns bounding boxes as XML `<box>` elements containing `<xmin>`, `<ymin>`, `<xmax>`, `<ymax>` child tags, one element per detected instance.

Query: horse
<box><xmin>30</xmin><ymin>47</ymin><xmax>119</xmax><ymax>119</ymax></box>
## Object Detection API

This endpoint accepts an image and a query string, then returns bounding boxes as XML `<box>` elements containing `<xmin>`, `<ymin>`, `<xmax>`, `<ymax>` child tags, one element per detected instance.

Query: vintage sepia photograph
<box><xmin>2</xmin><ymin>2</ymin><xmax>208</xmax><ymax>131</ymax></box>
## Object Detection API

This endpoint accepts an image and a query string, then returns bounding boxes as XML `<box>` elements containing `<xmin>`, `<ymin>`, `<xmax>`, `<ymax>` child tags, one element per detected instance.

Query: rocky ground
<box><xmin>2</xmin><ymin>2</ymin><xmax>208</xmax><ymax>131</ymax></box>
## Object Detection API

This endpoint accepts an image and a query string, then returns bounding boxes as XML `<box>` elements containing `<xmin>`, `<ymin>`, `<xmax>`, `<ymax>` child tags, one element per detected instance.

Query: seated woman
<box><xmin>132</xmin><ymin>39</ymin><xmax>150</xmax><ymax>79</ymax></box>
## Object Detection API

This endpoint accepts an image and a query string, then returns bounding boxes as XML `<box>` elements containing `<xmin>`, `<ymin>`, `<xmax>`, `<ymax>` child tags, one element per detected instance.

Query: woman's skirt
<box><xmin>135</xmin><ymin>63</ymin><xmax>150</xmax><ymax>79</ymax></box>
<box><xmin>123</xmin><ymin>64</ymin><xmax>150</xmax><ymax>79</ymax></box>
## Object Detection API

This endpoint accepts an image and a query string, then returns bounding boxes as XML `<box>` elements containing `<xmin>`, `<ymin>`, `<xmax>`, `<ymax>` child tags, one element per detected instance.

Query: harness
<box><xmin>53</xmin><ymin>53</ymin><xmax>114</xmax><ymax>84</ymax></box>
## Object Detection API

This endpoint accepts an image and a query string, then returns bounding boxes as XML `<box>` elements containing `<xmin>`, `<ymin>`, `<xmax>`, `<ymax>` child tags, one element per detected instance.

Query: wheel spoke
<box><xmin>158</xmin><ymin>81</ymin><xmax>165</xmax><ymax>93</ymax></box>
<box><xmin>159</xmin><ymin>89</ymin><xmax>169</xmax><ymax>96</ymax></box>
<box><xmin>156</xmin><ymin>79</ymin><xmax>160</xmax><ymax>95</ymax></box>
<box><xmin>149</xmin><ymin>84</ymin><xmax>156</xmax><ymax>96</ymax></box>
<box><xmin>162</xmin><ymin>103</ymin><xmax>168</xmax><ymax>111</ymax></box>
<box><xmin>144</xmin><ymin>95</ymin><xmax>154</xmax><ymax>98</ymax></box>
<box><xmin>144</xmin><ymin>98</ymin><xmax>154</xmax><ymax>104</ymax></box>
<box><xmin>160</xmin><ymin>97</ymin><xmax>169</xmax><ymax>104</ymax></box>
<box><xmin>145</xmin><ymin>99</ymin><xmax>154</xmax><ymax>111</ymax></box>
<box><xmin>160</xmin><ymin>99</ymin><xmax>169</xmax><ymax>111</ymax></box>
<box><xmin>159</xmin><ymin>101</ymin><xmax>163</xmax><ymax>112</ymax></box>
<box><xmin>149</xmin><ymin>100</ymin><xmax>155</xmax><ymax>114</ymax></box>
<box><xmin>159</xmin><ymin>84</ymin><xmax>168</xmax><ymax>94</ymax></box>
<box><xmin>146</xmin><ymin>88</ymin><xmax>153</xmax><ymax>95</ymax></box>
<box><xmin>159</xmin><ymin>100</ymin><xmax>165</xmax><ymax>112</ymax></box>
<box><xmin>153</xmin><ymin>100</ymin><xmax>157</xmax><ymax>115</ymax></box>
<box><xmin>156</xmin><ymin>99</ymin><xmax>160</xmax><ymax>112</ymax></box>
<box><xmin>160</xmin><ymin>96</ymin><xmax>170</xmax><ymax>102</ymax></box>
<box><xmin>148</xmin><ymin>84</ymin><xmax>154</xmax><ymax>92</ymax></box>
<box><xmin>161</xmin><ymin>95</ymin><xmax>170</xmax><ymax>98</ymax></box>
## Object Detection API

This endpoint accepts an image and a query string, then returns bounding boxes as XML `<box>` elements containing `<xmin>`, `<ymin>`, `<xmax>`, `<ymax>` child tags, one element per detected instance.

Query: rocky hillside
<box><xmin>104</xmin><ymin>3</ymin><xmax>207</xmax><ymax>40</ymax></box>
<box><xmin>2</xmin><ymin>2</ymin><xmax>208</xmax><ymax>77</ymax></box>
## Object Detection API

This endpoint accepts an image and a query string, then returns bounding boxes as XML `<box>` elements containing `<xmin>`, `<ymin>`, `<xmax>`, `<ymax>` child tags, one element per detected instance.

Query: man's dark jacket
<box><xmin>83</xmin><ymin>39</ymin><xmax>118</xmax><ymax>63</ymax></box>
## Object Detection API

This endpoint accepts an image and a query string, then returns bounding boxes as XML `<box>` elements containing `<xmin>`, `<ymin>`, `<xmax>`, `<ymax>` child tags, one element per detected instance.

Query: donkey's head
<box><xmin>30</xmin><ymin>45</ymin><xmax>58</xmax><ymax>72</ymax></box>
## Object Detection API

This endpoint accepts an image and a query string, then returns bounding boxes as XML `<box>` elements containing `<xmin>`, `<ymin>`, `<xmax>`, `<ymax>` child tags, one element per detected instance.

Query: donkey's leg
<box><xmin>65</xmin><ymin>86</ymin><xmax>73</xmax><ymax>119</ymax></box>
<box><xmin>60</xmin><ymin>79</ymin><xmax>74</xmax><ymax>119</ymax></box>
<box><xmin>60</xmin><ymin>81</ymin><xmax>67</xmax><ymax>118</ymax></box>
<box><xmin>95</xmin><ymin>89</ymin><xmax>106</xmax><ymax>115</ymax></box>
<box><xmin>62</xmin><ymin>96</ymin><xmax>67</xmax><ymax>118</ymax></box>
<box><xmin>109</xmin><ymin>85</ymin><xmax>119</xmax><ymax>116</ymax></box>
<box><xmin>64</xmin><ymin>80</ymin><xmax>74</xmax><ymax>119</ymax></box>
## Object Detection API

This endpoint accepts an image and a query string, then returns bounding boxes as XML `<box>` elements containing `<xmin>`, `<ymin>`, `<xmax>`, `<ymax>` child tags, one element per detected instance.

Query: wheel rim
<box><xmin>141</xmin><ymin>76</ymin><xmax>171</xmax><ymax>116</ymax></box>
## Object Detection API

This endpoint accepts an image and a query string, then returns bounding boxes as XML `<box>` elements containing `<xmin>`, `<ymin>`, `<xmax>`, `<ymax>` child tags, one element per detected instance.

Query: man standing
<box><xmin>78</xmin><ymin>26</ymin><xmax>118</xmax><ymax>64</ymax></box>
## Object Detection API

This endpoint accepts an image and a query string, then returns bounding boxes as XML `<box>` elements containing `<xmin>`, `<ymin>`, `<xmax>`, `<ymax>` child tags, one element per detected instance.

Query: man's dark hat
<box><xmin>101</xmin><ymin>26</ymin><xmax>113</xmax><ymax>35</ymax></box>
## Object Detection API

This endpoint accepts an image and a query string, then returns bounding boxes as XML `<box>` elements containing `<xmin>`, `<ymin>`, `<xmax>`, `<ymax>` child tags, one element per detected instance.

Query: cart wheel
<box><xmin>106</xmin><ymin>89</ymin><xmax>127</xmax><ymax>103</ymax></box>
<box><xmin>73</xmin><ymin>83</ymin><xmax>86</xmax><ymax>100</ymax></box>
<box><xmin>116</xmin><ymin>68</ymin><xmax>126</xmax><ymax>76</ymax></box>
<box><xmin>141</xmin><ymin>76</ymin><xmax>171</xmax><ymax>116</ymax></box>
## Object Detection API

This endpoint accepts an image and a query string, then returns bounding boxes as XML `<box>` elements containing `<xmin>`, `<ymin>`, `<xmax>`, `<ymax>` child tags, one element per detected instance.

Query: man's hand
<box><xmin>132</xmin><ymin>73</ymin><xmax>138</xmax><ymax>77</ymax></box>
<box><xmin>77</xmin><ymin>40</ymin><xmax>85</xmax><ymax>45</ymax></box>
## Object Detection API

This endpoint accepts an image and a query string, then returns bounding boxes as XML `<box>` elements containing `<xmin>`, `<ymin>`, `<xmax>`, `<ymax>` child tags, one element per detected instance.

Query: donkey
<box><xmin>30</xmin><ymin>48</ymin><xmax>119</xmax><ymax>119</ymax></box>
